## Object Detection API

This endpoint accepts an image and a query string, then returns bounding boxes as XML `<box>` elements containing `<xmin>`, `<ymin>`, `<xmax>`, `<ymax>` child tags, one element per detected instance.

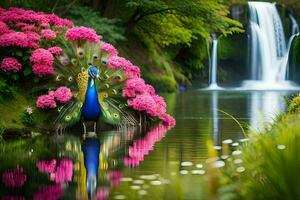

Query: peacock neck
<box><xmin>81</xmin><ymin>77</ymin><xmax>101</xmax><ymax>121</ymax></box>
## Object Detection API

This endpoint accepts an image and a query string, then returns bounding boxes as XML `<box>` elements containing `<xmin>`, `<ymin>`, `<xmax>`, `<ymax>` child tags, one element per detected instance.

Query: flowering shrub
<box><xmin>66</xmin><ymin>26</ymin><xmax>101</xmax><ymax>42</ymax></box>
<box><xmin>48</xmin><ymin>47</ymin><xmax>62</xmax><ymax>56</ymax></box>
<box><xmin>50</xmin><ymin>158</ymin><xmax>73</xmax><ymax>184</ymax></box>
<box><xmin>0</xmin><ymin>6</ymin><xmax>175</xmax><ymax>128</ymax></box>
<box><xmin>36</xmin><ymin>93</ymin><xmax>57</xmax><ymax>109</ymax></box>
<box><xmin>54</xmin><ymin>87</ymin><xmax>72</xmax><ymax>103</ymax></box>
<box><xmin>2</xmin><ymin>166</ymin><xmax>27</xmax><ymax>188</ymax></box>
<box><xmin>0</xmin><ymin>57</ymin><xmax>22</xmax><ymax>72</ymax></box>
<box><xmin>41</xmin><ymin>29</ymin><xmax>56</xmax><ymax>40</ymax></box>
<box><xmin>101</xmin><ymin>42</ymin><xmax>118</xmax><ymax>56</ymax></box>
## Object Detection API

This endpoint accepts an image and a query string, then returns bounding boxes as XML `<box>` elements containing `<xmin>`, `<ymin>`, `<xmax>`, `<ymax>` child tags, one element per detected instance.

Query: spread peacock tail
<box><xmin>0</xmin><ymin>7</ymin><xmax>176</xmax><ymax>132</ymax></box>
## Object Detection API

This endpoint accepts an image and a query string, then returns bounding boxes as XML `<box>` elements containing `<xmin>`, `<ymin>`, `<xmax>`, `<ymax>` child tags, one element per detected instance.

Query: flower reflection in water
<box><xmin>0</xmin><ymin>123</ymin><xmax>173</xmax><ymax>199</ymax></box>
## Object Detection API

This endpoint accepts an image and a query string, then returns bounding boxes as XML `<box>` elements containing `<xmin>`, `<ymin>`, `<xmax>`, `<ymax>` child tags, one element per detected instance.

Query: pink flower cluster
<box><xmin>33</xmin><ymin>184</ymin><xmax>63</xmax><ymax>200</ymax></box>
<box><xmin>101</xmin><ymin>42</ymin><xmax>118</xmax><ymax>56</ymax></box>
<box><xmin>0</xmin><ymin>31</ymin><xmax>40</xmax><ymax>48</ymax></box>
<box><xmin>122</xmin><ymin>77</ymin><xmax>174</xmax><ymax>124</ymax></box>
<box><xmin>30</xmin><ymin>48</ymin><xmax>54</xmax><ymax>77</ymax></box>
<box><xmin>41</xmin><ymin>29</ymin><xmax>56</xmax><ymax>40</ymax></box>
<box><xmin>0</xmin><ymin>57</ymin><xmax>22</xmax><ymax>72</ymax></box>
<box><xmin>96</xmin><ymin>187</ymin><xmax>109</xmax><ymax>200</ymax></box>
<box><xmin>36</xmin><ymin>86</ymin><xmax>72</xmax><ymax>109</ymax></box>
<box><xmin>108</xmin><ymin>170</ymin><xmax>123</xmax><ymax>187</ymax></box>
<box><xmin>65</xmin><ymin>26</ymin><xmax>101</xmax><ymax>42</ymax></box>
<box><xmin>50</xmin><ymin>158</ymin><xmax>73</xmax><ymax>184</ymax></box>
<box><xmin>2</xmin><ymin>166</ymin><xmax>27</xmax><ymax>188</ymax></box>
<box><xmin>124</xmin><ymin>124</ymin><xmax>171</xmax><ymax>167</ymax></box>
<box><xmin>36</xmin><ymin>91</ymin><xmax>56</xmax><ymax>109</ymax></box>
<box><xmin>0</xmin><ymin>21</ymin><xmax>10</xmax><ymax>35</ymax></box>
<box><xmin>37</xmin><ymin>158</ymin><xmax>73</xmax><ymax>184</ymax></box>
<box><xmin>37</xmin><ymin>159</ymin><xmax>57</xmax><ymax>173</ymax></box>
<box><xmin>0</xmin><ymin>7</ymin><xmax>73</xmax><ymax>28</ymax></box>
<box><xmin>48</xmin><ymin>46</ymin><xmax>62</xmax><ymax>56</ymax></box>
<box><xmin>108</xmin><ymin>56</ymin><xmax>141</xmax><ymax>78</ymax></box>
<box><xmin>54</xmin><ymin>86</ymin><xmax>72</xmax><ymax>103</ymax></box>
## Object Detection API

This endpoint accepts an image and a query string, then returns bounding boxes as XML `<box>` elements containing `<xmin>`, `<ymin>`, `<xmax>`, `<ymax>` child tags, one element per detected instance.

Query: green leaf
<box><xmin>11</xmin><ymin>74</ymin><xmax>19</xmax><ymax>80</ymax></box>
<box><xmin>23</xmin><ymin>67</ymin><xmax>32</xmax><ymax>76</ymax></box>
<box><xmin>16</xmin><ymin>50</ymin><xmax>23</xmax><ymax>57</ymax></box>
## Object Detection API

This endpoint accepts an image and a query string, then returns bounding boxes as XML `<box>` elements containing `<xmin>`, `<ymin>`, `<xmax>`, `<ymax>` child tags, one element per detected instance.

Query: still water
<box><xmin>0</xmin><ymin>90</ymin><xmax>294</xmax><ymax>199</ymax></box>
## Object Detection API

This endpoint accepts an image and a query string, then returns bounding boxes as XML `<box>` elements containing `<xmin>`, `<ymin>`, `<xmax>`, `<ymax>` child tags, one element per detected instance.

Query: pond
<box><xmin>0</xmin><ymin>90</ymin><xmax>294</xmax><ymax>200</ymax></box>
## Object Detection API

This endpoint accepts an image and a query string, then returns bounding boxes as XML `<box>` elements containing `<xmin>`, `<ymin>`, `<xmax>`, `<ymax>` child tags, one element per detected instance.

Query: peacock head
<box><xmin>88</xmin><ymin>66</ymin><xmax>99</xmax><ymax>79</ymax></box>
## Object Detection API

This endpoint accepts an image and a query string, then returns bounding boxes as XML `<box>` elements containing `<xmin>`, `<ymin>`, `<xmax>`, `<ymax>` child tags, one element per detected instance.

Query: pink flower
<box><xmin>108</xmin><ymin>171</ymin><xmax>123</xmax><ymax>187</ymax></box>
<box><xmin>2</xmin><ymin>166</ymin><xmax>27</xmax><ymax>188</ymax></box>
<box><xmin>65</xmin><ymin>26</ymin><xmax>101</xmax><ymax>42</ymax></box>
<box><xmin>152</xmin><ymin>95</ymin><xmax>167</xmax><ymax>116</ymax></box>
<box><xmin>160</xmin><ymin>113</ymin><xmax>176</xmax><ymax>127</ymax></box>
<box><xmin>122</xmin><ymin>78</ymin><xmax>146</xmax><ymax>98</ymax></box>
<box><xmin>51</xmin><ymin>158</ymin><xmax>73</xmax><ymax>183</ymax></box>
<box><xmin>36</xmin><ymin>93</ymin><xmax>57</xmax><ymax>109</ymax></box>
<box><xmin>0</xmin><ymin>57</ymin><xmax>22</xmax><ymax>72</ymax></box>
<box><xmin>54</xmin><ymin>86</ymin><xmax>72</xmax><ymax>103</ymax></box>
<box><xmin>0</xmin><ymin>31</ymin><xmax>35</xmax><ymax>48</ymax></box>
<box><xmin>41</xmin><ymin>29</ymin><xmax>56</xmax><ymax>40</ymax></box>
<box><xmin>127</xmin><ymin>94</ymin><xmax>157</xmax><ymax>116</ymax></box>
<box><xmin>48</xmin><ymin>47</ymin><xmax>62</xmax><ymax>56</ymax></box>
<box><xmin>30</xmin><ymin>48</ymin><xmax>54</xmax><ymax>65</ymax></box>
<box><xmin>124</xmin><ymin>65</ymin><xmax>141</xmax><ymax>78</ymax></box>
<box><xmin>21</xmin><ymin>24</ymin><xmax>39</xmax><ymax>32</ymax></box>
<box><xmin>108</xmin><ymin>56</ymin><xmax>132</xmax><ymax>69</ymax></box>
<box><xmin>0</xmin><ymin>21</ymin><xmax>10</xmax><ymax>35</ymax></box>
<box><xmin>33</xmin><ymin>185</ymin><xmax>63</xmax><ymax>200</ymax></box>
<box><xmin>146</xmin><ymin>84</ymin><xmax>156</xmax><ymax>95</ymax></box>
<box><xmin>32</xmin><ymin>63</ymin><xmax>54</xmax><ymax>77</ymax></box>
<box><xmin>101</xmin><ymin>42</ymin><xmax>118</xmax><ymax>56</ymax></box>
<box><xmin>37</xmin><ymin>159</ymin><xmax>57</xmax><ymax>173</ymax></box>
<box><xmin>46</xmin><ymin>13</ymin><xmax>73</xmax><ymax>28</ymax></box>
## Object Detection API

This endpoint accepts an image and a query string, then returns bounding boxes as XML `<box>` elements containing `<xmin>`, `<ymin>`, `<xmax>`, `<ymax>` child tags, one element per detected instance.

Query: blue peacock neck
<box><xmin>81</xmin><ymin>77</ymin><xmax>102</xmax><ymax>121</ymax></box>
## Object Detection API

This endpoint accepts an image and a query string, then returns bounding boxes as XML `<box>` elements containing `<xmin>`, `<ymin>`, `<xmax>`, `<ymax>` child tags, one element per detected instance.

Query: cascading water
<box><xmin>208</xmin><ymin>38</ymin><xmax>221</xmax><ymax>89</ymax></box>
<box><xmin>244</xmin><ymin>2</ymin><xmax>299</xmax><ymax>89</ymax></box>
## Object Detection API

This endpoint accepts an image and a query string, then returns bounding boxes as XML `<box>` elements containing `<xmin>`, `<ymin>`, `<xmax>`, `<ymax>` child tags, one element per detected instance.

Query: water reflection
<box><xmin>0</xmin><ymin>123</ymin><xmax>172</xmax><ymax>200</ymax></box>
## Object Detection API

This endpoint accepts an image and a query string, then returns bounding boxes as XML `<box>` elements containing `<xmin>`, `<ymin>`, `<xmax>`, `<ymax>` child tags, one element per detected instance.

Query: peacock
<box><xmin>0</xmin><ymin>8</ymin><xmax>175</xmax><ymax>133</ymax></box>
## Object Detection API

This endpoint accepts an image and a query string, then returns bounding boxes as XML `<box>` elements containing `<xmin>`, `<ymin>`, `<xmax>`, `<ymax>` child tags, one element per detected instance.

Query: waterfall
<box><xmin>290</xmin><ymin>14</ymin><xmax>299</xmax><ymax>35</ymax></box>
<box><xmin>244</xmin><ymin>2</ymin><xmax>299</xmax><ymax>89</ymax></box>
<box><xmin>208</xmin><ymin>38</ymin><xmax>220</xmax><ymax>89</ymax></box>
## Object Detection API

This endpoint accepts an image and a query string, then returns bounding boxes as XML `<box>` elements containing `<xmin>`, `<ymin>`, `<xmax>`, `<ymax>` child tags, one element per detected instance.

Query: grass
<box><xmin>216</xmin><ymin>114</ymin><xmax>300</xmax><ymax>200</ymax></box>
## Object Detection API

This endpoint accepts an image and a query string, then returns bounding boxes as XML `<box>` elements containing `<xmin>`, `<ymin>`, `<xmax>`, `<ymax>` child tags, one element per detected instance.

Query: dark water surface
<box><xmin>0</xmin><ymin>90</ymin><xmax>294</xmax><ymax>199</ymax></box>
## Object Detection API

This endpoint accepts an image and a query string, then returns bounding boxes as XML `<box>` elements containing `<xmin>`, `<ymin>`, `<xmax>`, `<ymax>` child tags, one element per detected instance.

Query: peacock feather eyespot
<box><xmin>93</xmin><ymin>54</ymin><xmax>98</xmax><ymax>60</ymax></box>
<box><xmin>112</xmin><ymin>89</ymin><xmax>117</xmax><ymax>95</ymax></box>
<box><xmin>56</xmin><ymin>75</ymin><xmax>62</xmax><ymax>81</ymax></box>
<box><xmin>88</xmin><ymin>61</ymin><xmax>93</xmax><ymax>66</ymax></box>
<box><xmin>113</xmin><ymin>113</ymin><xmax>119</xmax><ymax>119</ymax></box>
<box><xmin>119</xmin><ymin>104</ymin><xmax>125</xmax><ymax>109</ymax></box>
<box><xmin>104</xmin><ymin>74</ymin><xmax>110</xmax><ymax>79</ymax></box>
<box><xmin>104</xmin><ymin>84</ymin><xmax>110</xmax><ymax>89</ymax></box>
<box><xmin>68</xmin><ymin>76</ymin><xmax>73</xmax><ymax>82</ymax></box>
<box><xmin>81</xmin><ymin>67</ymin><xmax>87</xmax><ymax>73</ymax></box>
<box><xmin>58</xmin><ymin>106</ymin><xmax>63</xmax><ymax>112</ymax></box>
<box><xmin>78</xmin><ymin>49</ymin><xmax>85</xmax><ymax>57</ymax></box>
<box><xmin>102</xmin><ymin>60</ymin><xmax>107</xmax><ymax>65</ymax></box>
<box><xmin>71</xmin><ymin>58</ymin><xmax>77</xmax><ymax>65</ymax></box>
<box><xmin>65</xmin><ymin>115</ymin><xmax>71</xmax><ymax>121</ymax></box>
<box><xmin>114</xmin><ymin>75</ymin><xmax>122</xmax><ymax>80</ymax></box>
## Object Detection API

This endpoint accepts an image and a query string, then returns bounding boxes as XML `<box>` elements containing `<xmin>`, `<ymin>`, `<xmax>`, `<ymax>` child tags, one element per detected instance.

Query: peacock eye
<box><xmin>78</xmin><ymin>50</ymin><xmax>84</xmax><ymax>56</ymax></box>
<box><xmin>102</xmin><ymin>60</ymin><xmax>107</xmax><ymax>65</ymax></box>
<box><xmin>71</xmin><ymin>58</ymin><xmax>77</xmax><ymax>65</ymax></box>
<box><xmin>81</xmin><ymin>67</ymin><xmax>86</xmax><ymax>73</ymax></box>
<box><xmin>56</xmin><ymin>75</ymin><xmax>62</xmax><ymax>81</ymax></box>
<box><xmin>65</xmin><ymin>115</ymin><xmax>71</xmax><ymax>121</ymax></box>
<box><xmin>58</xmin><ymin>107</ymin><xmax>63</xmax><ymax>112</ymax></box>
<box><xmin>112</xmin><ymin>89</ymin><xmax>117</xmax><ymax>95</ymax></box>
<box><xmin>68</xmin><ymin>76</ymin><xmax>73</xmax><ymax>82</ymax></box>
<box><xmin>93</xmin><ymin>55</ymin><xmax>98</xmax><ymax>60</ymax></box>
<box><xmin>113</xmin><ymin>113</ymin><xmax>119</xmax><ymax>119</ymax></box>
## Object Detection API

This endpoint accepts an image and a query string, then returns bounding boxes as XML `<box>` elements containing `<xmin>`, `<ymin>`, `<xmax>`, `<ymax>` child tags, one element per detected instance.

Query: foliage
<box><xmin>125</xmin><ymin>0</ymin><xmax>244</xmax><ymax>47</ymax></box>
<box><xmin>63</xmin><ymin>5</ymin><xmax>125</xmax><ymax>44</ymax></box>
<box><xmin>287</xmin><ymin>93</ymin><xmax>300</xmax><ymax>113</ymax></box>
<box><xmin>217</xmin><ymin>114</ymin><xmax>300</xmax><ymax>200</ymax></box>
<box><xmin>0</xmin><ymin>77</ymin><xmax>13</xmax><ymax>100</ymax></box>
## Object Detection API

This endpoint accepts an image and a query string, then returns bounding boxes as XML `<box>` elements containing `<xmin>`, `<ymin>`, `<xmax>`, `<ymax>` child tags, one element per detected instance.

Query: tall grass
<box><xmin>217</xmin><ymin>114</ymin><xmax>300</xmax><ymax>200</ymax></box>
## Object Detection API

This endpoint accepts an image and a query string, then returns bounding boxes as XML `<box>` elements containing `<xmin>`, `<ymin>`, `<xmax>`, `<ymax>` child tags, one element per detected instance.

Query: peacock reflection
<box><xmin>0</xmin><ymin>123</ymin><xmax>172</xmax><ymax>200</ymax></box>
